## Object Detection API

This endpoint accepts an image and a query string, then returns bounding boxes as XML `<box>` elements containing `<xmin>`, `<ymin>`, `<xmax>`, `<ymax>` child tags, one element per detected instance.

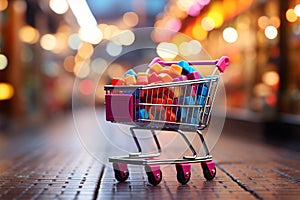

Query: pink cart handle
<box><xmin>148</xmin><ymin>56</ymin><xmax>230</xmax><ymax>73</ymax></box>
<box><xmin>216</xmin><ymin>56</ymin><xmax>230</xmax><ymax>73</ymax></box>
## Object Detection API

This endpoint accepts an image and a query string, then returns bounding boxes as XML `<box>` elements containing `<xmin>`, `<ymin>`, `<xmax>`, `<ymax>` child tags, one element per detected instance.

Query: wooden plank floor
<box><xmin>0</xmin><ymin>109</ymin><xmax>299</xmax><ymax>199</ymax></box>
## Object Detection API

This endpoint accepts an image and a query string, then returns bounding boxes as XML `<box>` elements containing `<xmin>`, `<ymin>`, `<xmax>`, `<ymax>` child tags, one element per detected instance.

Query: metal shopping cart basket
<box><xmin>104</xmin><ymin>56</ymin><xmax>230</xmax><ymax>185</ymax></box>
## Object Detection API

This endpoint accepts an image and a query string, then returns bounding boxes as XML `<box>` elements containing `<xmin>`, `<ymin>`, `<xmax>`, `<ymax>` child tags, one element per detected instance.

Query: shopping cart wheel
<box><xmin>176</xmin><ymin>163</ymin><xmax>191</xmax><ymax>185</ymax></box>
<box><xmin>145</xmin><ymin>164</ymin><xmax>162</xmax><ymax>186</ymax></box>
<box><xmin>113</xmin><ymin>163</ymin><xmax>129</xmax><ymax>182</ymax></box>
<box><xmin>201</xmin><ymin>161</ymin><xmax>216</xmax><ymax>180</ymax></box>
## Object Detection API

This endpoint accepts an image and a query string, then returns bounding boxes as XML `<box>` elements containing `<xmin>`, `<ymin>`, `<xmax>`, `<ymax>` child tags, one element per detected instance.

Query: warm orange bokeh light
<box><xmin>63</xmin><ymin>56</ymin><xmax>75</xmax><ymax>72</ymax></box>
<box><xmin>19</xmin><ymin>25</ymin><xmax>40</xmax><ymax>44</ymax></box>
<box><xmin>286</xmin><ymin>9</ymin><xmax>297</xmax><ymax>23</ymax></box>
<box><xmin>0</xmin><ymin>0</ymin><xmax>8</xmax><ymax>11</ymax></box>
<box><xmin>123</xmin><ymin>12</ymin><xmax>139</xmax><ymax>27</ymax></box>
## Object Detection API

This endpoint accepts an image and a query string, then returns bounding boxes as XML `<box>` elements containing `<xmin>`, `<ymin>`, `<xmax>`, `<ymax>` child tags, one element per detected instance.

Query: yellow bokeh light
<box><xmin>286</xmin><ymin>9</ymin><xmax>297</xmax><ymax>23</ymax></box>
<box><xmin>207</xmin><ymin>2</ymin><xmax>224</xmax><ymax>28</ymax></box>
<box><xmin>207</xmin><ymin>11</ymin><xmax>224</xmax><ymax>28</ymax></box>
<box><xmin>0</xmin><ymin>0</ymin><xmax>8</xmax><ymax>11</ymax></box>
<box><xmin>19</xmin><ymin>25</ymin><xmax>40</xmax><ymax>44</ymax></box>
<box><xmin>0</xmin><ymin>83</ymin><xmax>14</xmax><ymax>101</ymax></box>
<box><xmin>201</xmin><ymin>17</ymin><xmax>215</xmax><ymax>31</ymax></box>
<box><xmin>192</xmin><ymin>24</ymin><xmax>207</xmax><ymax>41</ymax></box>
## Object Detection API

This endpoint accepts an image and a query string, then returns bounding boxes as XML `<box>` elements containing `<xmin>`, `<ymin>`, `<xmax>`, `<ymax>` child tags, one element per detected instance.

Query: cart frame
<box><xmin>104</xmin><ymin>56</ymin><xmax>229</xmax><ymax>185</ymax></box>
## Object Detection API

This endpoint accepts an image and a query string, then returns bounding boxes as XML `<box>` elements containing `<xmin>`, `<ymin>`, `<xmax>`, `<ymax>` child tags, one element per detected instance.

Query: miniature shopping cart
<box><xmin>104</xmin><ymin>56</ymin><xmax>229</xmax><ymax>185</ymax></box>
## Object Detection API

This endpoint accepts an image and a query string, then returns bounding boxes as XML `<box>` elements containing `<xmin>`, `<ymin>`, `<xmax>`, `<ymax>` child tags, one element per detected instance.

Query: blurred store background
<box><xmin>0</xmin><ymin>0</ymin><xmax>299</xmax><ymax>141</ymax></box>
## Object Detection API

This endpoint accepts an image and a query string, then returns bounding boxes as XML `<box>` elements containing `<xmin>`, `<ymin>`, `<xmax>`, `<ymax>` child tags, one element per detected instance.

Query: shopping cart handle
<box><xmin>216</xmin><ymin>56</ymin><xmax>230</xmax><ymax>73</ymax></box>
<box><xmin>149</xmin><ymin>56</ymin><xmax>230</xmax><ymax>73</ymax></box>
<box><xmin>148</xmin><ymin>57</ymin><xmax>162</xmax><ymax>67</ymax></box>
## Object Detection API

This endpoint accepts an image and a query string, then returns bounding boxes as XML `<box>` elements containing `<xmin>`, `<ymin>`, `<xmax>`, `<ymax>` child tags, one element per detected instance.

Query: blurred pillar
<box><xmin>3</xmin><ymin>1</ymin><xmax>26</xmax><ymax>120</ymax></box>
<box><xmin>278</xmin><ymin>0</ymin><xmax>289</xmax><ymax>112</ymax></box>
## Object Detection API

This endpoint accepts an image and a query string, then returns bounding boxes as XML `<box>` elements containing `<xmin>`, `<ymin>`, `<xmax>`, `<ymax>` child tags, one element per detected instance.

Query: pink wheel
<box><xmin>113</xmin><ymin>163</ymin><xmax>129</xmax><ymax>182</ymax></box>
<box><xmin>145</xmin><ymin>164</ymin><xmax>162</xmax><ymax>186</ymax></box>
<box><xmin>201</xmin><ymin>161</ymin><xmax>216</xmax><ymax>180</ymax></box>
<box><xmin>176</xmin><ymin>163</ymin><xmax>191</xmax><ymax>185</ymax></box>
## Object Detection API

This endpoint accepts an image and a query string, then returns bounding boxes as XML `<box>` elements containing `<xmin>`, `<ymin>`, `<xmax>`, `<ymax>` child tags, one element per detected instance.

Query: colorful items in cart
<box><xmin>186</xmin><ymin>115</ymin><xmax>198</xmax><ymax>124</ymax></box>
<box><xmin>186</xmin><ymin>85</ymin><xmax>197</xmax><ymax>96</ymax></box>
<box><xmin>112</xmin><ymin>59</ymin><xmax>203</xmax><ymax>86</ymax></box>
<box><xmin>148</xmin><ymin>72</ymin><xmax>161</xmax><ymax>83</ymax></box>
<box><xmin>166</xmin><ymin>109</ymin><xmax>176</xmax><ymax>122</ymax></box>
<box><xmin>187</xmin><ymin>71</ymin><xmax>201</xmax><ymax>80</ymax></box>
<box><xmin>175</xmin><ymin>87</ymin><xmax>208</xmax><ymax>122</ymax></box>
<box><xmin>159</xmin><ymin>65</ymin><xmax>182</xmax><ymax>78</ymax></box>
<box><xmin>112</xmin><ymin>78</ymin><xmax>125</xmax><ymax>86</ymax></box>
<box><xmin>178</xmin><ymin>75</ymin><xmax>188</xmax><ymax>81</ymax></box>
<box><xmin>146</xmin><ymin>106</ymin><xmax>176</xmax><ymax>122</ymax></box>
<box><xmin>158</xmin><ymin>73</ymin><xmax>173</xmax><ymax>83</ymax></box>
<box><xmin>177</xmin><ymin>60</ymin><xmax>203</xmax><ymax>80</ymax></box>
<box><xmin>177</xmin><ymin>60</ymin><xmax>193</xmax><ymax>75</ymax></box>
<box><xmin>178</xmin><ymin>96</ymin><xmax>195</xmax><ymax>119</ymax></box>
<box><xmin>135</xmin><ymin>85</ymin><xmax>208</xmax><ymax>122</ymax></box>
<box><xmin>137</xmin><ymin>75</ymin><xmax>148</xmax><ymax>85</ymax></box>
<box><xmin>137</xmin><ymin>72</ymin><xmax>149</xmax><ymax>77</ymax></box>
<box><xmin>110</xmin><ymin>58</ymin><xmax>208</xmax><ymax>124</ymax></box>
<box><xmin>149</xmin><ymin>63</ymin><xmax>164</xmax><ymax>74</ymax></box>
<box><xmin>124</xmin><ymin>69</ymin><xmax>137</xmax><ymax>78</ymax></box>
<box><xmin>197</xmin><ymin>85</ymin><xmax>208</xmax><ymax>105</ymax></box>
<box><xmin>136</xmin><ymin>109</ymin><xmax>149</xmax><ymax>120</ymax></box>
<box><xmin>124</xmin><ymin>75</ymin><xmax>137</xmax><ymax>85</ymax></box>
<box><xmin>170</xmin><ymin>64</ymin><xmax>183</xmax><ymax>76</ymax></box>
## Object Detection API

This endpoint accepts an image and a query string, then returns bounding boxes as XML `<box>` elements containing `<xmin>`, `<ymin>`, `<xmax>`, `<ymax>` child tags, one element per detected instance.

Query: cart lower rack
<box><xmin>104</xmin><ymin>56</ymin><xmax>229</xmax><ymax>185</ymax></box>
